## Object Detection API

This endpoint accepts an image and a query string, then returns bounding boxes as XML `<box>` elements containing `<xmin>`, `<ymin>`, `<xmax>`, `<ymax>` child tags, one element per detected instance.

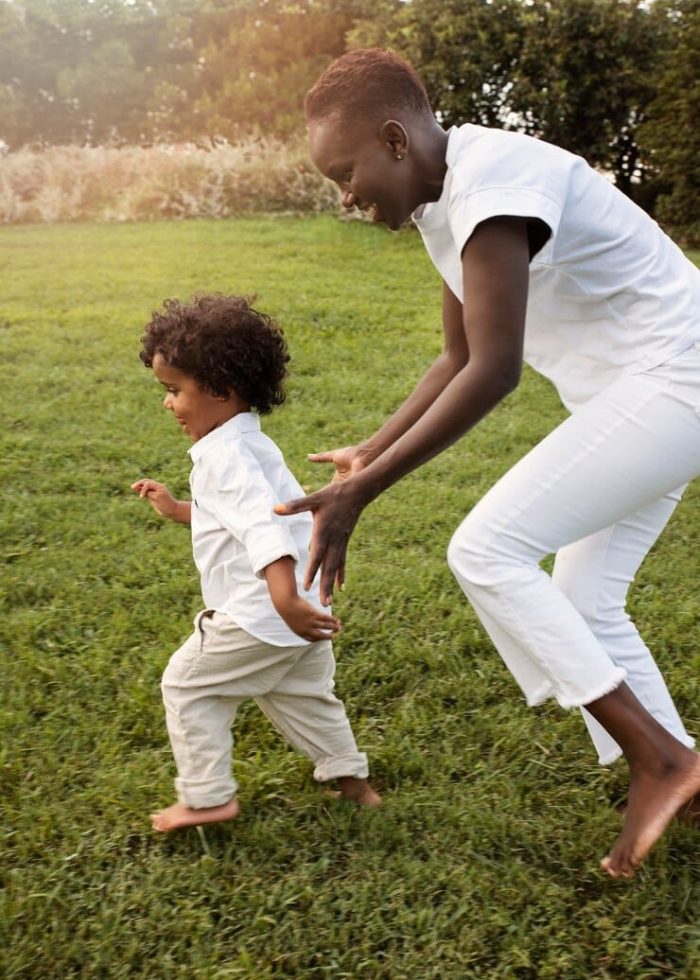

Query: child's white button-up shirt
<box><xmin>187</xmin><ymin>412</ymin><xmax>323</xmax><ymax>646</ymax></box>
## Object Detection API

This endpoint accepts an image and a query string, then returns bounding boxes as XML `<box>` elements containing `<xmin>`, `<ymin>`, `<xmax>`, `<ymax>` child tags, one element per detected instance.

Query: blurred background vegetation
<box><xmin>0</xmin><ymin>0</ymin><xmax>698</xmax><ymax>242</ymax></box>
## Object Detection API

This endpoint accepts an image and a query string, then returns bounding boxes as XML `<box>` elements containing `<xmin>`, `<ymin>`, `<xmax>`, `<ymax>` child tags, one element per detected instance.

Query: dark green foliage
<box><xmin>637</xmin><ymin>0</ymin><xmax>700</xmax><ymax>245</ymax></box>
<box><xmin>0</xmin><ymin>0</ymin><xmax>698</xmax><ymax>236</ymax></box>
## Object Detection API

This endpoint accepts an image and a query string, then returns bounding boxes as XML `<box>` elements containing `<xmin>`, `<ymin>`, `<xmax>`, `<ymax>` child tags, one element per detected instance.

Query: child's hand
<box><xmin>276</xmin><ymin>595</ymin><xmax>341</xmax><ymax>643</ymax></box>
<box><xmin>131</xmin><ymin>478</ymin><xmax>181</xmax><ymax>519</ymax></box>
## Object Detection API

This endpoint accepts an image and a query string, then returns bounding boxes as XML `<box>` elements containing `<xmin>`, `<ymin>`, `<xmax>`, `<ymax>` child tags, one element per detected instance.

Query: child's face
<box><xmin>308</xmin><ymin>116</ymin><xmax>420</xmax><ymax>230</ymax></box>
<box><xmin>152</xmin><ymin>354</ymin><xmax>241</xmax><ymax>441</ymax></box>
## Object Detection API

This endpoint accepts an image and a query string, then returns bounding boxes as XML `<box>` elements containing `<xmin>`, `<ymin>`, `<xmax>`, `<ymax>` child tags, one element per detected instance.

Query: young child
<box><xmin>132</xmin><ymin>293</ymin><xmax>380</xmax><ymax>831</ymax></box>
<box><xmin>275</xmin><ymin>49</ymin><xmax>700</xmax><ymax>877</ymax></box>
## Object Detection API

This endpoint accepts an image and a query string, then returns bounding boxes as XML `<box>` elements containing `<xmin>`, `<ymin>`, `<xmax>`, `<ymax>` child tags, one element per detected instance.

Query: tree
<box><xmin>348</xmin><ymin>0</ymin><xmax>662</xmax><ymax>198</ymax></box>
<box><xmin>637</xmin><ymin>0</ymin><xmax>700</xmax><ymax>243</ymax></box>
<box><xmin>349</xmin><ymin>0</ymin><xmax>524</xmax><ymax>129</ymax></box>
<box><xmin>510</xmin><ymin>0</ymin><xmax>659</xmax><ymax>195</ymax></box>
<box><xmin>194</xmin><ymin>0</ymin><xmax>352</xmax><ymax>139</ymax></box>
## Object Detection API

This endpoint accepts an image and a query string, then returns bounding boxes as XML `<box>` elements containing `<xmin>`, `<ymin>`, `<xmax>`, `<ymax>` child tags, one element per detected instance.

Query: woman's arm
<box><xmin>355</xmin><ymin>282</ymin><xmax>469</xmax><ymax>466</ymax></box>
<box><xmin>277</xmin><ymin>216</ymin><xmax>530</xmax><ymax>602</ymax></box>
<box><xmin>304</xmin><ymin>285</ymin><xmax>469</xmax><ymax>483</ymax></box>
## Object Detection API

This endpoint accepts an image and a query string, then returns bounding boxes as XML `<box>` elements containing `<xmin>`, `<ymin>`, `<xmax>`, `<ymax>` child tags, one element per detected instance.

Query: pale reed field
<box><xmin>0</xmin><ymin>139</ymin><xmax>341</xmax><ymax>223</ymax></box>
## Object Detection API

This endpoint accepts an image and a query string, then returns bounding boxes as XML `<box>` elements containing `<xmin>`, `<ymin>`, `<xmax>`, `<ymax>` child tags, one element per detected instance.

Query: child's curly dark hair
<box><xmin>139</xmin><ymin>294</ymin><xmax>289</xmax><ymax>415</ymax></box>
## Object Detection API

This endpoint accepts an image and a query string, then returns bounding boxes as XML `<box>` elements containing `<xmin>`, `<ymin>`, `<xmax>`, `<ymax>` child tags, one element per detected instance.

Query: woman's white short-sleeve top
<box><xmin>413</xmin><ymin>125</ymin><xmax>700</xmax><ymax>409</ymax></box>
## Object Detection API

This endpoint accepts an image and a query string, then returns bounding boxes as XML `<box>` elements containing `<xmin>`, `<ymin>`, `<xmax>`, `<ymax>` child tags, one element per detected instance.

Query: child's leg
<box><xmin>155</xmin><ymin>611</ymin><xmax>294</xmax><ymax>830</ymax></box>
<box><xmin>256</xmin><ymin>640</ymin><xmax>380</xmax><ymax>806</ymax></box>
<box><xmin>551</xmin><ymin>488</ymin><xmax>693</xmax><ymax>764</ymax></box>
<box><xmin>446</xmin><ymin>357</ymin><xmax>700</xmax><ymax>873</ymax></box>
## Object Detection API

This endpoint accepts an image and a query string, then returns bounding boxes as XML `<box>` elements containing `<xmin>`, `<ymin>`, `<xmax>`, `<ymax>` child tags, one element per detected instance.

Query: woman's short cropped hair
<box><xmin>305</xmin><ymin>48</ymin><xmax>433</xmax><ymax>127</ymax></box>
<box><xmin>140</xmin><ymin>294</ymin><xmax>289</xmax><ymax>415</ymax></box>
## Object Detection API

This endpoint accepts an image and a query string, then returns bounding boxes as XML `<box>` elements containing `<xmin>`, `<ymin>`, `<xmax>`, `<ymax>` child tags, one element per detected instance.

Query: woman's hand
<box><xmin>307</xmin><ymin>445</ymin><xmax>367</xmax><ymax>483</ymax></box>
<box><xmin>275</xmin><ymin>479</ymin><xmax>368</xmax><ymax>606</ymax></box>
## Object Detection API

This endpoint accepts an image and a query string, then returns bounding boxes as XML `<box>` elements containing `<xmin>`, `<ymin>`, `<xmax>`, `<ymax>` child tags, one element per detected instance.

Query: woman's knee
<box><xmin>446</xmin><ymin>513</ymin><xmax>509</xmax><ymax>587</ymax></box>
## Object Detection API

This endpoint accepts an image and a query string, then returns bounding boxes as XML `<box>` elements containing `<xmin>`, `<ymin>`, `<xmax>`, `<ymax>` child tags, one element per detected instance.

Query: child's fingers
<box><xmin>132</xmin><ymin>479</ymin><xmax>164</xmax><ymax>499</ymax></box>
<box><xmin>317</xmin><ymin>614</ymin><xmax>341</xmax><ymax>630</ymax></box>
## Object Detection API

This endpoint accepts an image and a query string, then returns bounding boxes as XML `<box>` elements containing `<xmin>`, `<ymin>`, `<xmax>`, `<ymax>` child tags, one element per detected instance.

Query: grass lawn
<box><xmin>1</xmin><ymin>218</ymin><xmax>698</xmax><ymax>979</ymax></box>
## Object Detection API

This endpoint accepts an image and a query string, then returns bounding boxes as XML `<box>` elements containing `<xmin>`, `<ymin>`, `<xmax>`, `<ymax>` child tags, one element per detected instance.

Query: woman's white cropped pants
<box><xmin>447</xmin><ymin>344</ymin><xmax>700</xmax><ymax>764</ymax></box>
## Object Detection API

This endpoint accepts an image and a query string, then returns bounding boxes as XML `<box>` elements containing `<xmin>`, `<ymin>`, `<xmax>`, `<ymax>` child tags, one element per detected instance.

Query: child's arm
<box><xmin>131</xmin><ymin>479</ymin><xmax>192</xmax><ymax>524</ymax></box>
<box><xmin>263</xmin><ymin>556</ymin><xmax>341</xmax><ymax>642</ymax></box>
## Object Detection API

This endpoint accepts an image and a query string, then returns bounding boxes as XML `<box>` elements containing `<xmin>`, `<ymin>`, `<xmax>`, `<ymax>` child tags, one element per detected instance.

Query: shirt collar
<box><xmin>188</xmin><ymin>411</ymin><xmax>260</xmax><ymax>462</ymax></box>
<box><xmin>412</xmin><ymin>126</ymin><xmax>457</xmax><ymax>224</ymax></box>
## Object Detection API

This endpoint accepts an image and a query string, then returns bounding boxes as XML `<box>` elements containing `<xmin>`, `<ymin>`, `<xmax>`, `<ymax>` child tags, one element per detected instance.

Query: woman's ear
<box><xmin>381</xmin><ymin>119</ymin><xmax>409</xmax><ymax>160</ymax></box>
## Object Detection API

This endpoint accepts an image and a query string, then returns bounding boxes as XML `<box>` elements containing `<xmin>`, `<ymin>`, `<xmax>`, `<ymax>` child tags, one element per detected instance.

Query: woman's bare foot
<box><xmin>336</xmin><ymin>776</ymin><xmax>382</xmax><ymax>807</ymax></box>
<box><xmin>677</xmin><ymin>790</ymin><xmax>700</xmax><ymax>826</ymax></box>
<box><xmin>150</xmin><ymin>797</ymin><xmax>240</xmax><ymax>832</ymax></box>
<box><xmin>601</xmin><ymin>754</ymin><xmax>700</xmax><ymax>877</ymax></box>
<box><xmin>615</xmin><ymin>789</ymin><xmax>700</xmax><ymax>826</ymax></box>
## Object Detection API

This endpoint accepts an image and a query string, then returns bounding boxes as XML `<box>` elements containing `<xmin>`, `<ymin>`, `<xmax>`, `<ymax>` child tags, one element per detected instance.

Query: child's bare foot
<box><xmin>336</xmin><ymin>776</ymin><xmax>382</xmax><ymax>807</ymax></box>
<box><xmin>601</xmin><ymin>753</ymin><xmax>700</xmax><ymax>877</ymax></box>
<box><xmin>150</xmin><ymin>797</ymin><xmax>240</xmax><ymax>832</ymax></box>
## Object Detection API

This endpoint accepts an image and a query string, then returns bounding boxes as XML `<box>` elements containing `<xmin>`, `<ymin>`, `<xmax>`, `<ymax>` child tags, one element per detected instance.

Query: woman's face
<box><xmin>308</xmin><ymin>116</ymin><xmax>422</xmax><ymax>231</ymax></box>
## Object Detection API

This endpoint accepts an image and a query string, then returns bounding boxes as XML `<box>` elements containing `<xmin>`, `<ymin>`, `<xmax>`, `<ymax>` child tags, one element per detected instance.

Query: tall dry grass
<box><xmin>0</xmin><ymin>138</ymin><xmax>340</xmax><ymax>223</ymax></box>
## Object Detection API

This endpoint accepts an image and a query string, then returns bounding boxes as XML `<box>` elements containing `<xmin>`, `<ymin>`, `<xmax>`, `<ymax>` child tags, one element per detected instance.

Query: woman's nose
<box><xmin>341</xmin><ymin>189</ymin><xmax>357</xmax><ymax>209</ymax></box>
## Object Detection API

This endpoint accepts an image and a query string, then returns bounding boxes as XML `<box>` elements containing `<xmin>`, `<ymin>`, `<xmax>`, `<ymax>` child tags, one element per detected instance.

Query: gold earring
<box><xmin>395</xmin><ymin>153</ymin><xmax>404</xmax><ymax>160</ymax></box>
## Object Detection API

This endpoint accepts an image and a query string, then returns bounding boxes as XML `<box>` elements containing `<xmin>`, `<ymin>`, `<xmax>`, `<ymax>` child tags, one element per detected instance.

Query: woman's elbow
<box><xmin>480</xmin><ymin>358</ymin><xmax>521</xmax><ymax>401</ymax></box>
<box><xmin>499</xmin><ymin>360</ymin><xmax>522</xmax><ymax>396</ymax></box>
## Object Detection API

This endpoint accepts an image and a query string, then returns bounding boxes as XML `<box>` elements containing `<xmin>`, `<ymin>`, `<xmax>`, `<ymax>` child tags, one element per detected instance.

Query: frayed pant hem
<box><xmin>555</xmin><ymin>667</ymin><xmax>627</xmax><ymax>711</ymax></box>
<box><xmin>597</xmin><ymin>747</ymin><xmax>624</xmax><ymax>767</ymax></box>
<box><xmin>525</xmin><ymin>683</ymin><xmax>555</xmax><ymax>707</ymax></box>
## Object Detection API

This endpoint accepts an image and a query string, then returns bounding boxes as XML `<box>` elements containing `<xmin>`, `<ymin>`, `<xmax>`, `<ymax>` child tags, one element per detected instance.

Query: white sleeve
<box><xmin>447</xmin><ymin>186</ymin><xmax>562</xmax><ymax>257</ymax></box>
<box><xmin>213</xmin><ymin>445</ymin><xmax>300</xmax><ymax>579</ymax></box>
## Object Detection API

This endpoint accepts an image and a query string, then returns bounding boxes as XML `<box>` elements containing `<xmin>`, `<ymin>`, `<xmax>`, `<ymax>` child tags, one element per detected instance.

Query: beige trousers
<box><xmin>161</xmin><ymin>610</ymin><xmax>369</xmax><ymax>808</ymax></box>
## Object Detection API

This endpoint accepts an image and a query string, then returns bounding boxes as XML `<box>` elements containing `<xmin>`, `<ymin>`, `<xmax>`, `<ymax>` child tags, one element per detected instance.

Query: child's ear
<box><xmin>381</xmin><ymin>119</ymin><xmax>409</xmax><ymax>160</ymax></box>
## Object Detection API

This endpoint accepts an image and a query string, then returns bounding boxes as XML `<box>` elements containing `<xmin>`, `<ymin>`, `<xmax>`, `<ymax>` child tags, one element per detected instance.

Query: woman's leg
<box><xmin>446</xmin><ymin>357</ymin><xmax>700</xmax><ymax>873</ymax></box>
<box><xmin>551</xmin><ymin>489</ymin><xmax>693</xmax><ymax>764</ymax></box>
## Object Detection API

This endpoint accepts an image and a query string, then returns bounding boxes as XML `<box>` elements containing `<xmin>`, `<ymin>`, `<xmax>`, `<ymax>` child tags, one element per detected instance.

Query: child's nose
<box><xmin>163</xmin><ymin>394</ymin><xmax>172</xmax><ymax>410</ymax></box>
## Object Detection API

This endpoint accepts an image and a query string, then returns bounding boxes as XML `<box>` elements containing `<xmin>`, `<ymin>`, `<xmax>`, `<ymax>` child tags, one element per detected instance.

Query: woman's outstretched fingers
<box><xmin>304</xmin><ymin>535</ymin><xmax>325</xmax><ymax>593</ymax></box>
<box><xmin>274</xmin><ymin>495</ymin><xmax>312</xmax><ymax>517</ymax></box>
<box><xmin>319</xmin><ymin>539</ymin><xmax>347</xmax><ymax>605</ymax></box>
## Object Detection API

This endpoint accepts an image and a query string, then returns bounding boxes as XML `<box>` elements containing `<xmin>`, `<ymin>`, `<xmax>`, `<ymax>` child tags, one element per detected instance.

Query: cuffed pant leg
<box><xmin>552</xmin><ymin>489</ymin><xmax>695</xmax><ymax>764</ymax></box>
<box><xmin>256</xmin><ymin>640</ymin><xmax>369</xmax><ymax>782</ymax></box>
<box><xmin>161</xmin><ymin>612</ymin><xmax>297</xmax><ymax>809</ymax></box>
